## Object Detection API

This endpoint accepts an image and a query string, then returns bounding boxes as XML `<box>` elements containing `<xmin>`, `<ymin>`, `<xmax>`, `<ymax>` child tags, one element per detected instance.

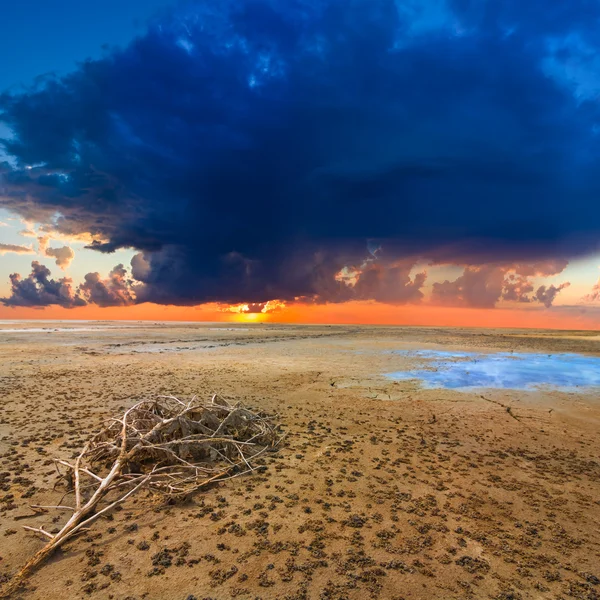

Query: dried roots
<box><xmin>2</xmin><ymin>395</ymin><xmax>282</xmax><ymax>596</ymax></box>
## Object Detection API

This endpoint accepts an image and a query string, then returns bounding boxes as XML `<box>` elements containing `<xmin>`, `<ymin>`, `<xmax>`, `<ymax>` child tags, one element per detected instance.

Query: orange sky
<box><xmin>1</xmin><ymin>301</ymin><xmax>598</xmax><ymax>330</ymax></box>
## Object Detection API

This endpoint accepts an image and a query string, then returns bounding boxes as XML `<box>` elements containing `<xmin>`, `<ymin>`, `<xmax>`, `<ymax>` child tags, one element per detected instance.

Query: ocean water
<box><xmin>386</xmin><ymin>350</ymin><xmax>600</xmax><ymax>391</ymax></box>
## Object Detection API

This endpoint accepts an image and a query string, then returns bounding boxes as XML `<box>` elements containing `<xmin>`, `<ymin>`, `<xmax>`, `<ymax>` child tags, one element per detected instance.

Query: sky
<box><xmin>1</xmin><ymin>0</ymin><xmax>600</xmax><ymax>329</ymax></box>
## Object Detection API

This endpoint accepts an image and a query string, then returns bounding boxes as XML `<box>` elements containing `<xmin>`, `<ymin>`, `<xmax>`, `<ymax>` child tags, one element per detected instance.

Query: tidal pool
<box><xmin>386</xmin><ymin>350</ymin><xmax>600</xmax><ymax>391</ymax></box>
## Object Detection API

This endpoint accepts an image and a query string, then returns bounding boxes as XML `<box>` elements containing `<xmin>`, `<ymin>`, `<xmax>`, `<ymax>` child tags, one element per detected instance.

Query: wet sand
<box><xmin>0</xmin><ymin>322</ymin><xmax>599</xmax><ymax>600</ymax></box>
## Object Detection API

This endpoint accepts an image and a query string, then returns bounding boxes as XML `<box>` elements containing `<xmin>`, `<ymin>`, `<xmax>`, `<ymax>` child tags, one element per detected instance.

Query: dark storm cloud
<box><xmin>512</xmin><ymin>261</ymin><xmax>570</xmax><ymax>278</ymax></box>
<box><xmin>78</xmin><ymin>264</ymin><xmax>136</xmax><ymax>307</ymax></box>
<box><xmin>130</xmin><ymin>252</ymin><xmax>151</xmax><ymax>282</ymax></box>
<box><xmin>2</xmin><ymin>261</ymin><xmax>135</xmax><ymax>308</ymax></box>
<box><xmin>323</xmin><ymin>258</ymin><xmax>426</xmax><ymax>305</ymax></box>
<box><xmin>4</xmin><ymin>261</ymin><xmax>85</xmax><ymax>308</ymax></box>
<box><xmin>501</xmin><ymin>275</ymin><xmax>534</xmax><ymax>304</ymax></box>
<box><xmin>1</xmin><ymin>0</ymin><xmax>600</xmax><ymax>306</ymax></box>
<box><xmin>535</xmin><ymin>282</ymin><xmax>571</xmax><ymax>309</ymax></box>
<box><xmin>430</xmin><ymin>265</ymin><xmax>570</xmax><ymax>308</ymax></box>
<box><xmin>244</xmin><ymin>303</ymin><xmax>268</xmax><ymax>314</ymax></box>
<box><xmin>431</xmin><ymin>266</ymin><xmax>507</xmax><ymax>309</ymax></box>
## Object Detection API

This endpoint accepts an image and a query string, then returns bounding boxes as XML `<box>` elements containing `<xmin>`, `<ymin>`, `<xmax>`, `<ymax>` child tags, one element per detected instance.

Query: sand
<box><xmin>0</xmin><ymin>322</ymin><xmax>599</xmax><ymax>600</ymax></box>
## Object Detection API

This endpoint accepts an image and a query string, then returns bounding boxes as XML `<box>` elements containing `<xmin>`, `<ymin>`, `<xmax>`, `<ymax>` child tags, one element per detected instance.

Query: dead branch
<box><xmin>1</xmin><ymin>395</ymin><xmax>282</xmax><ymax>597</ymax></box>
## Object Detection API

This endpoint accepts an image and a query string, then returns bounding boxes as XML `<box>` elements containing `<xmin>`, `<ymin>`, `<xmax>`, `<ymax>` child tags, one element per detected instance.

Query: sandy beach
<box><xmin>1</xmin><ymin>322</ymin><xmax>599</xmax><ymax>600</ymax></box>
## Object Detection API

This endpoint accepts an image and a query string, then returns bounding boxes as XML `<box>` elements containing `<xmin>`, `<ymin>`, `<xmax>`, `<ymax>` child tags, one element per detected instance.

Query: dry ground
<box><xmin>0</xmin><ymin>322</ymin><xmax>599</xmax><ymax>600</ymax></box>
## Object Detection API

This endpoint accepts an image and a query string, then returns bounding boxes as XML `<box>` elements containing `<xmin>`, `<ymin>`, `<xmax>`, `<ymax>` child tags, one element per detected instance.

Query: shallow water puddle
<box><xmin>386</xmin><ymin>350</ymin><xmax>600</xmax><ymax>390</ymax></box>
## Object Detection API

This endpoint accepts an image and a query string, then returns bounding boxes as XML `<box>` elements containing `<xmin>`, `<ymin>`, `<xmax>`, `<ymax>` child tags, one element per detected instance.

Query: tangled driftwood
<box><xmin>2</xmin><ymin>395</ymin><xmax>282</xmax><ymax>596</ymax></box>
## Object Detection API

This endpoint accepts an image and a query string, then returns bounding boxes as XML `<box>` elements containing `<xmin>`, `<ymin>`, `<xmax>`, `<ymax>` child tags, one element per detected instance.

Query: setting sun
<box><xmin>234</xmin><ymin>312</ymin><xmax>266</xmax><ymax>323</ymax></box>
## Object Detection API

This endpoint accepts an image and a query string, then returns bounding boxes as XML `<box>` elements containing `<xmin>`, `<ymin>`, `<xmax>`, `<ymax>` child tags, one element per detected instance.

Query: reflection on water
<box><xmin>386</xmin><ymin>350</ymin><xmax>600</xmax><ymax>390</ymax></box>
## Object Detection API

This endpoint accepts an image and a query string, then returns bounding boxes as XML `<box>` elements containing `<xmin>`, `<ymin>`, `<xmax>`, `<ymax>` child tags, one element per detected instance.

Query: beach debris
<box><xmin>2</xmin><ymin>394</ymin><xmax>282</xmax><ymax>596</ymax></box>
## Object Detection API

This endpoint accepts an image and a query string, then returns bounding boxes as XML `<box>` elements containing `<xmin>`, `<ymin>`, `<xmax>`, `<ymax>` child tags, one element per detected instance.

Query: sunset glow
<box><xmin>1</xmin><ymin>299</ymin><xmax>598</xmax><ymax>331</ymax></box>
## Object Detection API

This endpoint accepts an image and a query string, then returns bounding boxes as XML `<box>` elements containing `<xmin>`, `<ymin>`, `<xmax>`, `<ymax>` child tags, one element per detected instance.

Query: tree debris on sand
<box><xmin>1</xmin><ymin>394</ymin><xmax>283</xmax><ymax>597</ymax></box>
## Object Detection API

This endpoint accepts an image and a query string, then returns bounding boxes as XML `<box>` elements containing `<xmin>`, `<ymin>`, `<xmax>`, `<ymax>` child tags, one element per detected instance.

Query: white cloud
<box><xmin>44</xmin><ymin>245</ymin><xmax>75</xmax><ymax>270</ymax></box>
<box><xmin>0</xmin><ymin>243</ymin><xmax>35</xmax><ymax>255</ymax></box>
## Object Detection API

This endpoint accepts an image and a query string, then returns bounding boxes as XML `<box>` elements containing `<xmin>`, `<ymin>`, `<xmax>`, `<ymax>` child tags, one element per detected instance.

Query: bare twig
<box><xmin>1</xmin><ymin>395</ymin><xmax>282</xmax><ymax>597</ymax></box>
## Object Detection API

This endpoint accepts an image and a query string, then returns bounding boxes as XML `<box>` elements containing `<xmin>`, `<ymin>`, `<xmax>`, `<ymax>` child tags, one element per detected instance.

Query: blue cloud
<box><xmin>1</xmin><ymin>0</ymin><xmax>599</xmax><ymax>305</ymax></box>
